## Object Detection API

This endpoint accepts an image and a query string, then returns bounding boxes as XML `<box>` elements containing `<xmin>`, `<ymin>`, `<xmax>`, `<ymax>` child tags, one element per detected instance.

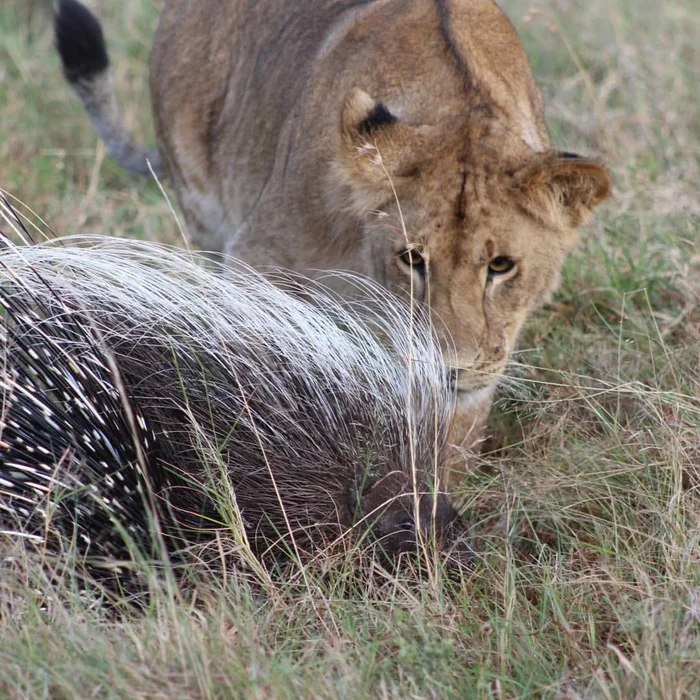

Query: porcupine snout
<box><xmin>354</xmin><ymin>475</ymin><xmax>473</xmax><ymax>565</ymax></box>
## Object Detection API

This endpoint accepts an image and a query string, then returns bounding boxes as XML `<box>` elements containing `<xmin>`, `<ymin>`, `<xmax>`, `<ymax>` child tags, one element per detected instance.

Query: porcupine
<box><xmin>0</xmin><ymin>236</ymin><xmax>467</xmax><ymax>584</ymax></box>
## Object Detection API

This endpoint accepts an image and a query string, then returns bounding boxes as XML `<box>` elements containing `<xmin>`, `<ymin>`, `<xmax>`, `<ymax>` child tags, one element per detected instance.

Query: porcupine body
<box><xmin>0</xmin><ymin>237</ymin><xmax>463</xmax><ymax>577</ymax></box>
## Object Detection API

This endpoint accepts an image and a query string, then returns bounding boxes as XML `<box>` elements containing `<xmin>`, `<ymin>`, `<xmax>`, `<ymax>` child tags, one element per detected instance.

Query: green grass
<box><xmin>1</xmin><ymin>0</ymin><xmax>698</xmax><ymax>697</ymax></box>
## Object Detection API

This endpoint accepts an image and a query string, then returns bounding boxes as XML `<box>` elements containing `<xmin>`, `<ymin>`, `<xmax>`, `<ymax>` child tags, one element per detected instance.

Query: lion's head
<box><xmin>335</xmin><ymin>88</ymin><xmax>611</xmax><ymax>397</ymax></box>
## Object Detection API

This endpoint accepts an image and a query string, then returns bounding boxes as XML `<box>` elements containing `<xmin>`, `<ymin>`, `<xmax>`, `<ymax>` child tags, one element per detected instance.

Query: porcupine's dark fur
<box><xmin>0</xmin><ymin>237</ymin><xmax>466</xmax><ymax>586</ymax></box>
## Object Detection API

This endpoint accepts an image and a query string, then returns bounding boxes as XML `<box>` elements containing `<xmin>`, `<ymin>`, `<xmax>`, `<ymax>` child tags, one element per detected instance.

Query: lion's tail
<box><xmin>54</xmin><ymin>0</ymin><xmax>162</xmax><ymax>177</ymax></box>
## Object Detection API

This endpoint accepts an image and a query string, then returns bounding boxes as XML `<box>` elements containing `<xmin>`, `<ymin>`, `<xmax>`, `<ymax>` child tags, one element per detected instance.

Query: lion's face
<box><xmin>371</xmin><ymin>193</ymin><xmax>572</xmax><ymax>394</ymax></box>
<box><xmin>338</xmin><ymin>90</ymin><xmax>611</xmax><ymax>398</ymax></box>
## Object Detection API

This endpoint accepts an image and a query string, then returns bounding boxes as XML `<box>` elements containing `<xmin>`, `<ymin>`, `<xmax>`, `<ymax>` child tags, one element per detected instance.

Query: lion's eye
<box><xmin>398</xmin><ymin>248</ymin><xmax>426</xmax><ymax>273</ymax></box>
<box><xmin>488</xmin><ymin>256</ymin><xmax>515</xmax><ymax>275</ymax></box>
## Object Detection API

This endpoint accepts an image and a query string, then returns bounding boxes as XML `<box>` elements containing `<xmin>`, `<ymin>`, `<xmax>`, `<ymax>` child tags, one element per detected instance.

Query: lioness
<box><xmin>55</xmin><ymin>0</ymin><xmax>610</xmax><ymax>480</ymax></box>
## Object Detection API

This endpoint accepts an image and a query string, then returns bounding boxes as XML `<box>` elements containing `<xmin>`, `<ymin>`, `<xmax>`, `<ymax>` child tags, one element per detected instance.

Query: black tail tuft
<box><xmin>54</xmin><ymin>0</ymin><xmax>109</xmax><ymax>84</ymax></box>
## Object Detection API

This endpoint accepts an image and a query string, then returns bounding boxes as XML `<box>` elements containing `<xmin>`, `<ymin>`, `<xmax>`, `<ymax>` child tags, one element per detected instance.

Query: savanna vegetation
<box><xmin>0</xmin><ymin>0</ymin><xmax>698</xmax><ymax>697</ymax></box>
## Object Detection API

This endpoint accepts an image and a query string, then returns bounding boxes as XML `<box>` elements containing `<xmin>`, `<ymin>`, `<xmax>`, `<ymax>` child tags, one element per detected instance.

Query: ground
<box><xmin>0</xmin><ymin>0</ymin><xmax>698</xmax><ymax>697</ymax></box>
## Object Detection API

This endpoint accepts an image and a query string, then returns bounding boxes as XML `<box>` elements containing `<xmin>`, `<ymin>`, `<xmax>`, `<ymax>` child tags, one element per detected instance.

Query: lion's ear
<box><xmin>338</xmin><ymin>88</ymin><xmax>423</xmax><ymax>204</ymax></box>
<box><xmin>341</xmin><ymin>88</ymin><xmax>399</xmax><ymax>135</ymax></box>
<box><xmin>513</xmin><ymin>154</ymin><xmax>611</xmax><ymax>228</ymax></box>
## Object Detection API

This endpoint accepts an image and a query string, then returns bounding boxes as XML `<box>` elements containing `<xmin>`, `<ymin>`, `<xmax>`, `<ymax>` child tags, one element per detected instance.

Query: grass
<box><xmin>1</xmin><ymin>0</ymin><xmax>698</xmax><ymax>697</ymax></box>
